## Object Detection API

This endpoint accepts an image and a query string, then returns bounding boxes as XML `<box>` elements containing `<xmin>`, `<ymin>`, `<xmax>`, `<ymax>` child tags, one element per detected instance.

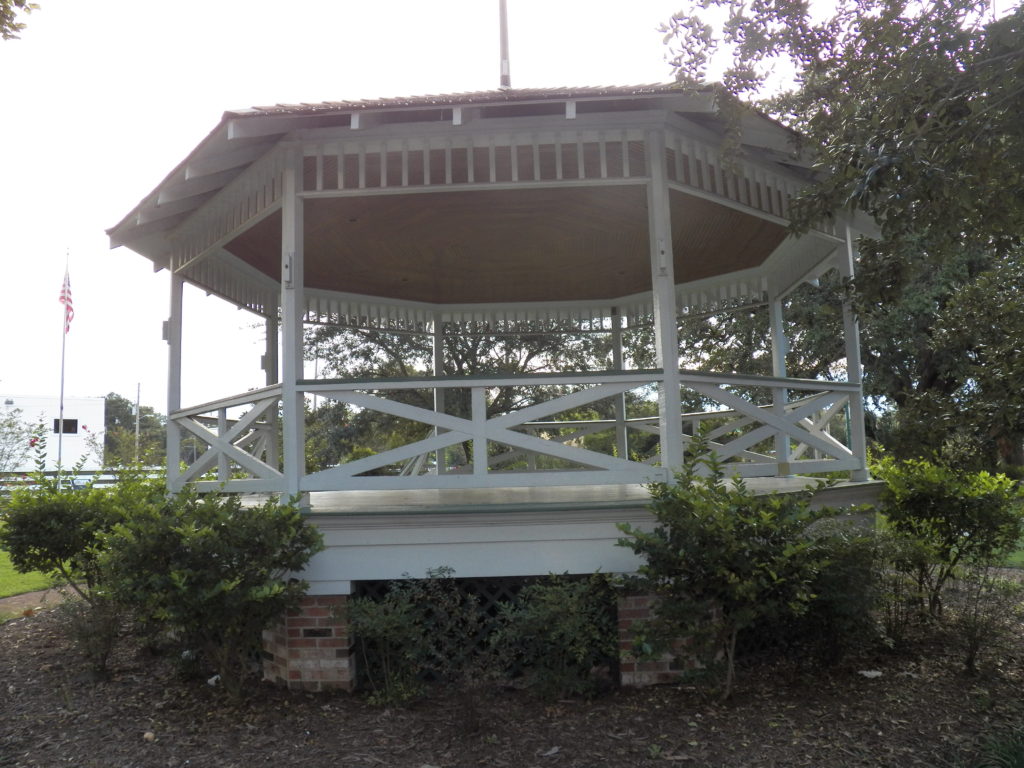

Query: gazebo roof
<box><xmin>109</xmin><ymin>84</ymin><xmax>849</xmax><ymax>328</ymax></box>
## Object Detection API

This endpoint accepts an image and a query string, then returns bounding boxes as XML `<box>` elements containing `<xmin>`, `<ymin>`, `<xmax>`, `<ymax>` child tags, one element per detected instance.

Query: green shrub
<box><xmin>747</xmin><ymin>519</ymin><xmax>886</xmax><ymax>664</ymax></box>
<box><xmin>491</xmin><ymin>573</ymin><xmax>617</xmax><ymax>699</ymax></box>
<box><xmin>0</xmin><ymin>456</ymin><xmax>166</xmax><ymax>672</ymax></box>
<box><xmin>347</xmin><ymin>567</ymin><xmax>486</xmax><ymax>705</ymax></box>
<box><xmin>945</xmin><ymin>566</ymin><xmax>1024</xmax><ymax>675</ymax></box>
<box><xmin>0</xmin><ymin>449</ymin><xmax>162</xmax><ymax>600</ymax></box>
<box><xmin>617</xmin><ymin>435</ymin><xmax>830</xmax><ymax>699</ymax></box>
<box><xmin>98</xmin><ymin>489</ymin><xmax>322</xmax><ymax>695</ymax></box>
<box><xmin>875</xmin><ymin>457</ymin><xmax>1024</xmax><ymax>615</ymax></box>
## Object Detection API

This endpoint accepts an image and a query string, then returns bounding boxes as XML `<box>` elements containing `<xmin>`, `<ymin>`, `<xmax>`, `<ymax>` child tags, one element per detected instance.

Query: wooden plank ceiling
<box><xmin>225</xmin><ymin>186</ymin><xmax>786</xmax><ymax>306</ymax></box>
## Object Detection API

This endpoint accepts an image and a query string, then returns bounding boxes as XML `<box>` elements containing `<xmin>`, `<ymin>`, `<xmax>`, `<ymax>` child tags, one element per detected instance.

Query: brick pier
<box><xmin>262</xmin><ymin>595</ymin><xmax>354</xmax><ymax>691</ymax></box>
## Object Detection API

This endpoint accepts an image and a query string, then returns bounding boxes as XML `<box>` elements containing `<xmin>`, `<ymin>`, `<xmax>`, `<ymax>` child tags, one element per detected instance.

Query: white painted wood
<box><xmin>611</xmin><ymin>309</ymin><xmax>629</xmax><ymax>460</ymax></box>
<box><xmin>302</xmin><ymin>508</ymin><xmax>651</xmax><ymax>585</ymax></box>
<box><xmin>472</xmin><ymin>386</ymin><xmax>488</xmax><ymax>475</ymax></box>
<box><xmin>841</xmin><ymin>223</ymin><xmax>870</xmax><ymax>481</ymax></box>
<box><xmin>280</xmin><ymin>152</ymin><xmax>306</xmax><ymax>496</ymax></box>
<box><xmin>432</xmin><ymin>314</ymin><xmax>447</xmax><ymax>475</ymax></box>
<box><xmin>167</xmin><ymin>274</ymin><xmax>184</xmax><ymax>491</ymax></box>
<box><xmin>769</xmin><ymin>297</ymin><xmax>792</xmax><ymax>475</ymax></box>
<box><xmin>647</xmin><ymin>130</ymin><xmax>685</xmax><ymax>475</ymax></box>
<box><xmin>172</xmin><ymin>384</ymin><xmax>283</xmax><ymax>419</ymax></box>
<box><xmin>217</xmin><ymin>408</ymin><xmax>230</xmax><ymax>481</ymax></box>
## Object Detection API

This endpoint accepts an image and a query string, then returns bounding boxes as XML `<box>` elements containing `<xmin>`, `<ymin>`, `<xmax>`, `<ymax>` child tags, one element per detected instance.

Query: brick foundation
<box><xmin>262</xmin><ymin>595</ymin><xmax>354</xmax><ymax>691</ymax></box>
<box><xmin>617</xmin><ymin>593</ymin><xmax>706</xmax><ymax>687</ymax></box>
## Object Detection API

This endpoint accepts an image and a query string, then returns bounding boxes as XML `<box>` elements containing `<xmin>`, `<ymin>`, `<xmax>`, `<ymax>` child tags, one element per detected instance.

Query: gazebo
<box><xmin>109</xmin><ymin>84</ymin><xmax>873</xmax><ymax>689</ymax></box>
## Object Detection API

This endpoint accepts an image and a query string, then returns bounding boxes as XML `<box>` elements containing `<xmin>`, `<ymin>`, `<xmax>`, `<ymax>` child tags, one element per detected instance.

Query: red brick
<box><xmin>315</xmin><ymin>637</ymin><xmax>348</xmax><ymax>648</ymax></box>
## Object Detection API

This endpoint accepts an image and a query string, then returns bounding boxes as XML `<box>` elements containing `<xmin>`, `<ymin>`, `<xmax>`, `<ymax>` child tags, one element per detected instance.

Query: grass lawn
<box><xmin>1006</xmin><ymin>549</ymin><xmax>1024</xmax><ymax>568</ymax></box>
<box><xmin>0</xmin><ymin>550</ymin><xmax>50</xmax><ymax>598</ymax></box>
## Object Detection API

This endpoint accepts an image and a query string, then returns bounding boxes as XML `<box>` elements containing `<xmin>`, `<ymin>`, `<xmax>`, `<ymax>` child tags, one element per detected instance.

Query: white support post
<box><xmin>769</xmin><ymin>297</ymin><xmax>792</xmax><ymax>476</ymax></box>
<box><xmin>217</xmin><ymin>407</ymin><xmax>229</xmax><ymax>482</ymax></box>
<box><xmin>281</xmin><ymin>153</ymin><xmax>306</xmax><ymax>496</ymax></box>
<box><xmin>841</xmin><ymin>224</ymin><xmax>870</xmax><ymax>482</ymax></box>
<box><xmin>610</xmin><ymin>308</ymin><xmax>629</xmax><ymax>461</ymax></box>
<box><xmin>646</xmin><ymin>130</ymin><xmax>684</xmax><ymax>479</ymax></box>
<box><xmin>432</xmin><ymin>313</ymin><xmax>447</xmax><ymax>475</ymax></box>
<box><xmin>264</xmin><ymin>309</ymin><xmax>280</xmax><ymax>471</ymax></box>
<box><xmin>264</xmin><ymin>311</ymin><xmax>279</xmax><ymax>386</ymax></box>
<box><xmin>166</xmin><ymin>273</ymin><xmax>184</xmax><ymax>492</ymax></box>
<box><xmin>472</xmin><ymin>386</ymin><xmax>488</xmax><ymax>476</ymax></box>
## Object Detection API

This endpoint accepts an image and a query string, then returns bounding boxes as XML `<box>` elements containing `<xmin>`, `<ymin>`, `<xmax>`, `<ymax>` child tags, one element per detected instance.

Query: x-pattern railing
<box><xmin>171</xmin><ymin>385</ymin><xmax>282</xmax><ymax>491</ymax></box>
<box><xmin>167</xmin><ymin>371</ymin><xmax>862</xmax><ymax>493</ymax></box>
<box><xmin>302</xmin><ymin>373</ymin><xmax>660</xmax><ymax>490</ymax></box>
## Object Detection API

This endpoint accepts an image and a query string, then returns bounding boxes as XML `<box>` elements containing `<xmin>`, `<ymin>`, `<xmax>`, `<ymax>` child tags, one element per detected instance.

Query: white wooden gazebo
<box><xmin>109</xmin><ymin>84</ymin><xmax>875</xmax><ymax>689</ymax></box>
<box><xmin>109</xmin><ymin>84</ymin><xmax>871</xmax><ymax>584</ymax></box>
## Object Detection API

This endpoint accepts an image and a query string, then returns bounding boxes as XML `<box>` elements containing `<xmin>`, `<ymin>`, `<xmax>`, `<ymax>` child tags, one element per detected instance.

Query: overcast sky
<box><xmin>0</xmin><ymin>0</ymin><xmax>680</xmax><ymax>413</ymax></box>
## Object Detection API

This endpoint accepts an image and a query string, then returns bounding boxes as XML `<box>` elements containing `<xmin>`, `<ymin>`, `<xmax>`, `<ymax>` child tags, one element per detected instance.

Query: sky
<box><xmin>0</xmin><ymin>0</ymin><xmax>682</xmax><ymax>415</ymax></box>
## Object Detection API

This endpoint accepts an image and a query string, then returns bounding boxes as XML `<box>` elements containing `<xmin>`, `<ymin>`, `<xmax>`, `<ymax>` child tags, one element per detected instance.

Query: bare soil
<box><xmin>2</xmin><ymin>603</ymin><xmax>1023</xmax><ymax>768</ymax></box>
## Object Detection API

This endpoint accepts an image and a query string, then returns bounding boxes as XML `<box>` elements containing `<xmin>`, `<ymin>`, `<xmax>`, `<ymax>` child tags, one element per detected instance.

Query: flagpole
<box><xmin>57</xmin><ymin>256</ymin><xmax>73</xmax><ymax>474</ymax></box>
<box><xmin>58</xmin><ymin>286</ymin><xmax>67</xmax><ymax>472</ymax></box>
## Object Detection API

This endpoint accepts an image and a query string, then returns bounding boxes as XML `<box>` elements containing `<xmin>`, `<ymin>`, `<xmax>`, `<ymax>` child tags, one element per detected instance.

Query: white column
<box><xmin>841</xmin><ymin>224</ymin><xmax>870</xmax><ymax>482</ymax></box>
<box><xmin>610</xmin><ymin>307</ymin><xmax>629</xmax><ymax>461</ymax></box>
<box><xmin>166</xmin><ymin>273</ymin><xmax>184</xmax><ymax>491</ymax></box>
<box><xmin>769</xmin><ymin>297</ymin><xmax>792</xmax><ymax>476</ymax></box>
<box><xmin>646</xmin><ymin>130</ymin><xmax>684</xmax><ymax>479</ymax></box>
<box><xmin>281</xmin><ymin>153</ymin><xmax>306</xmax><ymax>496</ymax></box>
<box><xmin>264</xmin><ymin>308</ymin><xmax>280</xmax><ymax>471</ymax></box>
<box><xmin>432</xmin><ymin>313</ymin><xmax>447</xmax><ymax>475</ymax></box>
<box><xmin>264</xmin><ymin>310</ymin><xmax>279</xmax><ymax>386</ymax></box>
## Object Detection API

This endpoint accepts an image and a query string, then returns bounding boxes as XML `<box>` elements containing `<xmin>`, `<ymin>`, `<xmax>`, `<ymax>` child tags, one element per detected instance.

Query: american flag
<box><xmin>59</xmin><ymin>269</ymin><xmax>74</xmax><ymax>333</ymax></box>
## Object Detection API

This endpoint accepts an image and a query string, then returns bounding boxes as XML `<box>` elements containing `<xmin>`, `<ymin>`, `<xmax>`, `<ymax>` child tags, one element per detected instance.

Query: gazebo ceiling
<box><xmin>225</xmin><ymin>186</ymin><xmax>786</xmax><ymax>306</ymax></box>
<box><xmin>108</xmin><ymin>84</ymin><xmax>857</xmax><ymax>322</ymax></box>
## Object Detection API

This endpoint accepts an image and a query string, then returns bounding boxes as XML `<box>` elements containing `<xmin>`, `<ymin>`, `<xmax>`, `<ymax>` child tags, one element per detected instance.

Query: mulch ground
<box><xmin>2</xmin><ymin>603</ymin><xmax>1023</xmax><ymax>768</ymax></box>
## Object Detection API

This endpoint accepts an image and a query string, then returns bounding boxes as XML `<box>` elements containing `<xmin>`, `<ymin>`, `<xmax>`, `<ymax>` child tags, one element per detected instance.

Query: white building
<box><xmin>0</xmin><ymin>394</ymin><xmax>105</xmax><ymax>472</ymax></box>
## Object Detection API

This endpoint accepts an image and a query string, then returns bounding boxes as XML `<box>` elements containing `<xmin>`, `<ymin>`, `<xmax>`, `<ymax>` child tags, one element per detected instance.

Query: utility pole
<box><xmin>134</xmin><ymin>382</ymin><xmax>141</xmax><ymax>464</ymax></box>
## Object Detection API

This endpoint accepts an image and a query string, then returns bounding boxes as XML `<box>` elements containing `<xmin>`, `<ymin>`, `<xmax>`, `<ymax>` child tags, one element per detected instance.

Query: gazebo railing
<box><xmin>167</xmin><ymin>371</ymin><xmax>863</xmax><ymax>493</ymax></box>
<box><xmin>170</xmin><ymin>384</ymin><xmax>283</xmax><ymax>492</ymax></box>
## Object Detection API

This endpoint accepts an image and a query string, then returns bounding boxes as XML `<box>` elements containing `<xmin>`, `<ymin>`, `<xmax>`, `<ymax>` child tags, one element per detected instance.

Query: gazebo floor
<box><xmin>300</xmin><ymin>477</ymin><xmax>883</xmax><ymax>517</ymax></box>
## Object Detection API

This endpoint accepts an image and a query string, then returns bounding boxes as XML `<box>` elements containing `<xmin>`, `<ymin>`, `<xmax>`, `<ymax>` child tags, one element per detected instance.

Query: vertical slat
<box><xmin>401</xmin><ymin>141</ymin><xmax>409</xmax><ymax>187</ymax></box>
<box><xmin>218</xmin><ymin>408</ymin><xmax>230</xmax><ymax>482</ymax></box>
<box><xmin>358</xmin><ymin>145</ymin><xmax>366</xmax><ymax>189</ymax></box>
<box><xmin>424</xmin><ymin>143</ymin><xmax>432</xmax><ymax>186</ymax></box>
<box><xmin>315</xmin><ymin>147</ymin><xmax>324</xmax><ymax>191</ymax></box>
<box><xmin>673</xmin><ymin>134</ymin><xmax>684</xmax><ymax>182</ymax></box>
<box><xmin>445</xmin><ymin>139</ymin><xmax>453</xmax><ymax>185</ymax></box>
<box><xmin>555</xmin><ymin>134</ymin><xmax>563</xmax><ymax>180</ymax></box>
<box><xmin>337</xmin><ymin>144</ymin><xmax>345</xmax><ymax>189</ymax></box>
<box><xmin>467</xmin><ymin>136</ymin><xmax>475</xmax><ymax>183</ymax></box>
<box><xmin>510</xmin><ymin>141</ymin><xmax>518</xmax><ymax>182</ymax></box>
<box><xmin>531</xmin><ymin>135</ymin><xmax>540</xmax><ymax>181</ymax></box>
<box><xmin>622</xmin><ymin>131</ymin><xmax>631</xmax><ymax>177</ymax></box>
<box><xmin>691</xmin><ymin>140</ymin><xmax>705</xmax><ymax>190</ymax></box>
<box><xmin>488</xmin><ymin>140</ymin><xmax>496</xmax><ymax>182</ymax></box>
<box><xmin>599</xmin><ymin>133</ymin><xmax>608</xmax><ymax>179</ymax></box>
<box><xmin>379</xmin><ymin>145</ymin><xmax>387</xmax><ymax>188</ymax></box>
<box><xmin>576</xmin><ymin>139</ymin><xmax>584</xmax><ymax>179</ymax></box>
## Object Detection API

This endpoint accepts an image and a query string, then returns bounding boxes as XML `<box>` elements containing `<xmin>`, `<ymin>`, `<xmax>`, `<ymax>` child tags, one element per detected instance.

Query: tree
<box><xmin>662</xmin><ymin>0</ymin><xmax>1024</xmax><ymax>467</ymax></box>
<box><xmin>0</xmin><ymin>406</ymin><xmax>32</xmax><ymax>475</ymax></box>
<box><xmin>933</xmin><ymin>252</ymin><xmax>1024</xmax><ymax>467</ymax></box>
<box><xmin>1</xmin><ymin>0</ymin><xmax>36</xmax><ymax>40</ymax></box>
<box><xmin>101</xmin><ymin>392</ymin><xmax>165</xmax><ymax>466</ymax></box>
